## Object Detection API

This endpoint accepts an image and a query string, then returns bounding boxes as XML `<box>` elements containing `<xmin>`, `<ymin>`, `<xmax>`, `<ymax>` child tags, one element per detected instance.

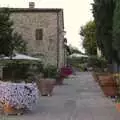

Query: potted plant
<box><xmin>36</xmin><ymin>65</ymin><xmax>57</xmax><ymax>96</ymax></box>
<box><xmin>56</xmin><ymin>66</ymin><xmax>73</xmax><ymax>85</ymax></box>
<box><xmin>3</xmin><ymin>103</ymin><xmax>24</xmax><ymax>115</ymax></box>
<box><xmin>60</xmin><ymin>66</ymin><xmax>73</xmax><ymax>77</ymax></box>
<box><xmin>0</xmin><ymin>60</ymin><xmax>40</xmax><ymax>115</ymax></box>
<box><xmin>98</xmin><ymin>74</ymin><xmax>118</xmax><ymax>97</ymax></box>
<box><xmin>0</xmin><ymin>81</ymin><xmax>39</xmax><ymax>115</ymax></box>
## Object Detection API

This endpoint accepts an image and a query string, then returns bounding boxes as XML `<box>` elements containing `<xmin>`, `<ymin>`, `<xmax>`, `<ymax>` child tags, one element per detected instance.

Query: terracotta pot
<box><xmin>96</xmin><ymin>72</ymin><xmax>110</xmax><ymax>83</ymax></box>
<box><xmin>3</xmin><ymin>103</ymin><xmax>23</xmax><ymax>115</ymax></box>
<box><xmin>116</xmin><ymin>103</ymin><xmax>120</xmax><ymax>112</ymax></box>
<box><xmin>36</xmin><ymin>79</ymin><xmax>55</xmax><ymax>96</ymax></box>
<box><xmin>101</xmin><ymin>85</ymin><xmax>117</xmax><ymax>97</ymax></box>
<box><xmin>98</xmin><ymin>75</ymin><xmax>117</xmax><ymax>86</ymax></box>
<box><xmin>97</xmin><ymin>74</ymin><xmax>118</xmax><ymax>97</ymax></box>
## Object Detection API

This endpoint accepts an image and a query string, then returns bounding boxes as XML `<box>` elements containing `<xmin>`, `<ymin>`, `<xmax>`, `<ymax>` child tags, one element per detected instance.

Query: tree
<box><xmin>113</xmin><ymin>0</ymin><xmax>120</xmax><ymax>63</ymax></box>
<box><xmin>11</xmin><ymin>32</ymin><xmax>27</xmax><ymax>54</ymax></box>
<box><xmin>68</xmin><ymin>45</ymin><xmax>83</xmax><ymax>55</ymax></box>
<box><xmin>0</xmin><ymin>8</ymin><xmax>27</xmax><ymax>56</ymax></box>
<box><xmin>80</xmin><ymin>21</ymin><xmax>97</xmax><ymax>55</ymax></box>
<box><xmin>92</xmin><ymin>0</ymin><xmax>115</xmax><ymax>63</ymax></box>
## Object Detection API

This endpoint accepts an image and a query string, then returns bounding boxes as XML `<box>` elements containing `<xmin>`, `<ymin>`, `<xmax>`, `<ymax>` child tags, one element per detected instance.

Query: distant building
<box><xmin>9</xmin><ymin>3</ymin><xmax>65</xmax><ymax>68</ymax></box>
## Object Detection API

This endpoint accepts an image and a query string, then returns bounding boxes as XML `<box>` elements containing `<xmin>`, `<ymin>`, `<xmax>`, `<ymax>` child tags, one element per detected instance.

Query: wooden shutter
<box><xmin>35</xmin><ymin>29</ymin><xmax>43</xmax><ymax>40</ymax></box>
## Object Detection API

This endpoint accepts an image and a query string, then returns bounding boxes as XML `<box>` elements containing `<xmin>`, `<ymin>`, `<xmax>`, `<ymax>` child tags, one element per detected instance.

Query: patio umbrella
<box><xmin>0</xmin><ymin>53</ymin><xmax>41</xmax><ymax>61</ymax></box>
<box><xmin>69</xmin><ymin>53</ymin><xmax>89</xmax><ymax>58</ymax></box>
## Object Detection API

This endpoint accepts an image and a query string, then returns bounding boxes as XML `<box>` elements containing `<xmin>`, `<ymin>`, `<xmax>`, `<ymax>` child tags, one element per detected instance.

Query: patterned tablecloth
<box><xmin>0</xmin><ymin>82</ymin><xmax>39</xmax><ymax>110</ymax></box>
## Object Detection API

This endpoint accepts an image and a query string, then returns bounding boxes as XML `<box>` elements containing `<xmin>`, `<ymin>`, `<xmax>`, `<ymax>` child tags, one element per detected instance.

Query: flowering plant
<box><xmin>0</xmin><ymin>82</ymin><xmax>39</xmax><ymax>110</ymax></box>
<box><xmin>60</xmin><ymin>66</ymin><xmax>73</xmax><ymax>77</ymax></box>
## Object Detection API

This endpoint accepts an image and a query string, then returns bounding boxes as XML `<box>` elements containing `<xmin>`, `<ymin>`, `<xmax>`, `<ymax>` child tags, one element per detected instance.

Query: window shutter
<box><xmin>35</xmin><ymin>29</ymin><xmax>43</xmax><ymax>40</ymax></box>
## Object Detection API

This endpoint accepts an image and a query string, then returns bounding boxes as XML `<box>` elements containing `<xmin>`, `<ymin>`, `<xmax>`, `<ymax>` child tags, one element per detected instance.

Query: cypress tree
<box><xmin>113</xmin><ymin>0</ymin><xmax>120</xmax><ymax>62</ymax></box>
<box><xmin>0</xmin><ymin>8</ymin><xmax>27</xmax><ymax>57</ymax></box>
<box><xmin>92</xmin><ymin>0</ymin><xmax>115</xmax><ymax>63</ymax></box>
<box><xmin>0</xmin><ymin>8</ymin><xmax>13</xmax><ymax>56</ymax></box>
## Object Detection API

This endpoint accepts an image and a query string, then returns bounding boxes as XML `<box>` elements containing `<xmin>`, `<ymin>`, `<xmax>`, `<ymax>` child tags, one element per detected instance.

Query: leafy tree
<box><xmin>68</xmin><ymin>45</ymin><xmax>84</xmax><ymax>55</ymax></box>
<box><xmin>92</xmin><ymin>0</ymin><xmax>115</xmax><ymax>63</ymax></box>
<box><xmin>80</xmin><ymin>21</ymin><xmax>97</xmax><ymax>55</ymax></box>
<box><xmin>11</xmin><ymin>32</ymin><xmax>27</xmax><ymax>54</ymax></box>
<box><xmin>113</xmin><ymin>0</ymin><xmax>120</xmax><ymax>63</ymax></box>
<box><xmin>0</xmin><ymin>8</ymin><xmax>27</xmax><ymax>56</ymax></box>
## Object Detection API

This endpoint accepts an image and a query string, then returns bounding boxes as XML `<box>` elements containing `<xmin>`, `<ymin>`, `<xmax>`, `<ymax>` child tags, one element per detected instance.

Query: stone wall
<box><xmin>57</xmin><ymin>10</ymin><xmax>65</xmax><ymax>68</ymax></box>
<box><xmin>11</xmin><ymin>11</ymin><xmax>59</xmax><ymax>67</ymax></box>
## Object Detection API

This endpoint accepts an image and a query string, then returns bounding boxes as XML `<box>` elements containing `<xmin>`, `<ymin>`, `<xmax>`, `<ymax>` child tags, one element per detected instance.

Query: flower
<box><xmin>0</xmin><ymin>82</ymin><xmax>39</xmax><ymax>110</ymax></box>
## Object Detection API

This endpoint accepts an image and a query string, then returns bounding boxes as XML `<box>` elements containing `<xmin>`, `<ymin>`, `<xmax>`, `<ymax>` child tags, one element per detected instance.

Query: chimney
<box><xmin>29</xmin><ymin>2</ymin><xmax>35</xmax><ymax>8</ymax></box>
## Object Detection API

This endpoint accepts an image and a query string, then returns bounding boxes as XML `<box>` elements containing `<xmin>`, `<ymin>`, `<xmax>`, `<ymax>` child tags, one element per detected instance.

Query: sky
<box><xmin>0</xmin><ymin>0</ymin><xmax>93</xmax><ymax>52</ymax></box>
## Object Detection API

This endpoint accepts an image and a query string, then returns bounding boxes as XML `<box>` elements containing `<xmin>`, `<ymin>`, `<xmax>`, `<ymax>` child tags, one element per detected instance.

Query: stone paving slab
<box><xmin>0</xmin><ymin>72</ymin><xmax>120</xmax><ymax>120</ymax></box>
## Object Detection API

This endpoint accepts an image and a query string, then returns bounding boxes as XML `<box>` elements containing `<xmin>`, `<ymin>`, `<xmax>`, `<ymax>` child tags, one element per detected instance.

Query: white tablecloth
<box><xmin>0</xmin><ymin>82</ymin><xmax>39</xmax><ymax>110</ymax></box>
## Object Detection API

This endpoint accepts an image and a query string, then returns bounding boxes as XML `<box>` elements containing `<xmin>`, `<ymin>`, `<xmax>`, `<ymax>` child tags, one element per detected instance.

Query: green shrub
<box><xmin>2</xmin><ymin>60</ymin><xmax>44</xmax><ymax>82</ymax></box>
<box><xmin>3</xmin><ymin>61</ymin><xmax>30</xmax><ymax>82</ymax></box>
<box><xmin>67</xmin><ymin>56</ymin><xmax>88</xmax><ymax>72</ymax></box>
<box><xmin>43</xmin><ymin>65</ymin><xmax>57</xmax><ymax>79</ymax></box>
<box><xmin>29</xmin><ymin>61</ymin><xmax>44</xmax><ymax>74</ymax></box>
<box><xmin>87</xmin><ymin>56</ymin><xmax>107</xmax><ymax>70</ymax></box>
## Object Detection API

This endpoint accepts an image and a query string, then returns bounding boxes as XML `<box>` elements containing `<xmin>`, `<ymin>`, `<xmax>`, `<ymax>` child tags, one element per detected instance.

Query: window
<box><xmin>35</xmin><ymin>29</ymin><xmax>43</xmax><ymax>40</ymax></box>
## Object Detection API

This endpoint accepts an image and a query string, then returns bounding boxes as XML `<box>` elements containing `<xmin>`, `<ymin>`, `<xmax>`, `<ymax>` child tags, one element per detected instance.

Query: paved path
<box><xmin>1</xmin><ymin>72</ymin><xmax>120</xmax><ymax>120</ymax></box>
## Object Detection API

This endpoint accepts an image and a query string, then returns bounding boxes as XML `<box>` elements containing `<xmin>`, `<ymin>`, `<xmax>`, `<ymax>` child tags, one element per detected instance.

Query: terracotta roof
<box><xmin>9</xmin><ymin>8</ymin><xmax>62</xmax><ymax>13</ymax></box>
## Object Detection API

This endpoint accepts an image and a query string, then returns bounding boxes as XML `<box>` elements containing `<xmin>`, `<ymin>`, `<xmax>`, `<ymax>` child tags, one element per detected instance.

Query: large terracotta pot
<box><xmin>98</xmin><ymin>74</ymin><xmax>118</xmax><ymax>97</ymax></box>
<box><xmin>101</xmin><ymin>85</ymin><xmax>117</xmax><ymax>97</ymax></box>
<box><xmin>98</xmin><ymin>75</ymin><xmax>116</xmax><ymax>86</ymax></box>
<box><xmin>116</xmin><ymin>103</ymin><xmax>120</xmax><ymax>112</ymax></box>
<box><xmin>95</xmin><ymin>72</ymin><xmax>110</xmax><ymax>83</ymax></box>
<box><xmin>3</xmin><ymin>103</ymin><xmax>23</xmax><ymax>115</ymax></box>
<box><xmin>36</xmin><ymin>79</ymin><xmax>55</xmax><ymax>96</ymax></box>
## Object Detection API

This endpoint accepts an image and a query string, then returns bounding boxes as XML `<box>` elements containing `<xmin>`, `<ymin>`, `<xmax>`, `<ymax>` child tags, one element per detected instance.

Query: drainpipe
<box><xmin>57</xmin><ymin>12</ymin><xmax>60</xmax><ymax>69</ymax></box>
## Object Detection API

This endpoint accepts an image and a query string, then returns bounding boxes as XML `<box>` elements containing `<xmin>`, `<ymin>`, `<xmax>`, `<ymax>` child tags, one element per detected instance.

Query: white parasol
<box><xmin>0</xmin><ymin>53</ymin><xmax>41</xmax><ymax>61</ymax></box>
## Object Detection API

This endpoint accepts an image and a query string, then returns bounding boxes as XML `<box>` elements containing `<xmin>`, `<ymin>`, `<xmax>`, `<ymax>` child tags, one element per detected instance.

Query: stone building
<box><xmin>10</xmin><ymin>5</ymin><xmax>65</xmax><ymax>68</ymax></box>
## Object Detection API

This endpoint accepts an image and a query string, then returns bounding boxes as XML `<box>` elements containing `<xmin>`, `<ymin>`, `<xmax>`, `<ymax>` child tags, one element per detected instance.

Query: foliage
<box><xmin>43</xmin><ymin>65</ymin><xmax>58</xmax><ymax>79</ymax></box>
<box><xmin>34</xmin><ymin>61</ymin><xmax>44</xmax><ymax>73</ymax></box>
<box><xmin>92</xmin><ymin>0</ymin><xmax>115</xmax><ymax>63</ymax></box>
<box><xmin>80</xmin><ymin>21</ymin><xmax>97</xmax><ymax>55</ymax></box>
<box><xmin>64</xmin><ymin>44</ymin><xmax>71</xmax><ymax>55</ymax></box>
<box><xmin>2</xmin><ymin>60</ymin><xmax>43</xmax><ymax>83</ymax></box>
<box><xmin>87</xmin><ymin>56</ymin><xmax>107</xmax><ymax>69</ymax></box>
<box><xmin>67</xmin><ymin>57</ymin><xmax>88</xmax><ymax>65</ymax></box>
<box><xmin>68</xmin><ymin>45</ymin><xmax>83</xmax><ymax>55</ymax></box>
<box><xmin>0</xmin><ymin>8</ymin><xmax>27</xmax><ymax>56</ymax></box>
<box><xmin>11</xmin><ymin>32</ymin><xmax>27</xmax><ymax>54</ymax></box>
<box><xmin>113</xmin><ymin>0</ymin><xmax>120</xmax><ymax>63</ymax></box>
<box><xmin>3</xmin><ymin>61</ymin><xmax>30</xmax><ymax>82</ymax></box>
<box><xmin>0</xmin><ymin>8</ymin><xmax>13</xmax><ymax>56</ymax></box>
<box><xmin>67</xmin><ymin>56</ymin><xmax>88</xmax><ymax>71</ymax></box>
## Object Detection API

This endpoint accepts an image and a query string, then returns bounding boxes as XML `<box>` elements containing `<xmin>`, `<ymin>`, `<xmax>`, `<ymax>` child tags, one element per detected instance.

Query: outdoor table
<box><xmin>0</xmin><ymin>82</ymin><xmax>39</xmax><ymax>110</ymax></box>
